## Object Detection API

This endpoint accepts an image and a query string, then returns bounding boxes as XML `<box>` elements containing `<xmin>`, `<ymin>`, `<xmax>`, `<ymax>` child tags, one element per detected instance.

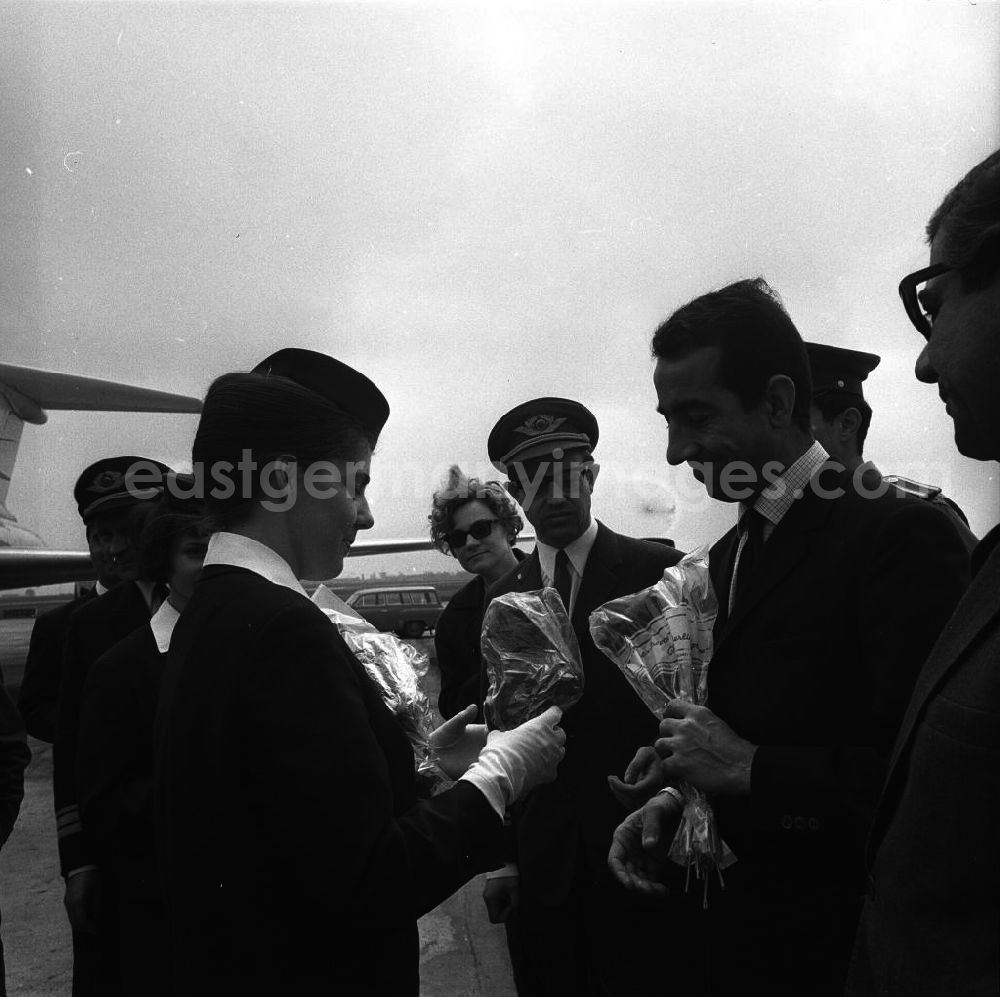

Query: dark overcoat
<box><xmin>435</xmin><ymin>549</ymin><xmax>525</xmax><ymax>721</ymax></box>
<box><xmin>700</xmin><ymin>468</ymin><xmax>971</xmax><ymax>995</ymax></box>
<box><xmin>435</xmin><ymin>574</ymin><xmax>489</xmax><ymax>720</ymax></box>
<box><xmin>78</xmin><ymin>624</ymin><xmax>169</xmax><ymax>996</ymax></box>
<box><xmin>54</xmin><ymin>581</ymin><xmax>150</xmax><ymax>997</ymax></box>
<box><xmin>153</xmin><ymin>564</ymin><xmax>503</xmax><ymax>996</ymax></box>
<box><xmin>55</xmin><ymin>582</ymin><xmax>151</xmax><ymax>876</ymax></box>
<box><xmin>18</xmin><ymin>587</ymin><xmax>96</xmax><ymax>743</ymax></box>
<box><xmin>847</xmin><ymin>524</ymin><xmax>1000</xmax><ymax>996</ymax></box>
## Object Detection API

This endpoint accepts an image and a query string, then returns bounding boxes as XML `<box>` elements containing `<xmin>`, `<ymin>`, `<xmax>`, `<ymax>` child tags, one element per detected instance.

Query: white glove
<box><xmin>460</xmin><ymin>705</ymin><xmax>566</xmax><ymax>817</ymax></box>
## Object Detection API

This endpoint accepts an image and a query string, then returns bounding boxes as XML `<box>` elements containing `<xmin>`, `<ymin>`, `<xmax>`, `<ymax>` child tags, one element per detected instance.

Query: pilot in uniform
<box><xmin>806</xmin><ymin>342</ymin><xmax>978</xmax><ymax>553</ymax></box>
<box><xmin>483</xmin><ymin>398</ymin><xmax>692</xmax><ymax>995</ymax></box>
<box><xmin>53</xmin><ymin>456</ymin><xmax>171</xmax><ymax>997</ymax></box>
<box><xmin>18</xmin><ymin>469</ymin><xmax>121</xmax><ymax>744</ymax></box>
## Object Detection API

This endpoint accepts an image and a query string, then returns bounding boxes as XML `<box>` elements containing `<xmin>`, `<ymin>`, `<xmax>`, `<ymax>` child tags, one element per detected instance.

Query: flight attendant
<box><xmin>153</xmin><ymin>348</ymin><xmax>565</xmax><ymax>996</ymax></box>
<box><xmin>78</xmin><ymin>480</ymin><xmax>208</xmax><ymax>996</ymax></box>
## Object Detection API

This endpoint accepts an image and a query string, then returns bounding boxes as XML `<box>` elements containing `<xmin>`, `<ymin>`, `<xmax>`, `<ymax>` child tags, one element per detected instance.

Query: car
<box><xmin>345</xmin><ymin>585</ymin><xmax>444</xmax><ymax>638</ymax></box>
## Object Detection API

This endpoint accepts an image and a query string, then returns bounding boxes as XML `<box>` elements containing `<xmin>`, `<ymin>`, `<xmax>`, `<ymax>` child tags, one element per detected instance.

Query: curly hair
<box><xmin>429</xmin><ymin>465</ymin><xmax>523</xmax><ymax>554</ymax></box>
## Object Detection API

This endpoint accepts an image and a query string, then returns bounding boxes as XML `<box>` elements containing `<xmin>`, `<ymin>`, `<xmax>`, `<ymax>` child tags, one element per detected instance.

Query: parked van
<box><xmin>345</xmin><ymin>586</ymin><xmax>444</xmax><ymax>638</ymax></box>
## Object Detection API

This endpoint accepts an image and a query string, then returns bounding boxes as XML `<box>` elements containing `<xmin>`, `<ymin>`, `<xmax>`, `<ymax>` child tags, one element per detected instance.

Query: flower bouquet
<box><xmin>481</xmin><ymin>588</ymin><xmax>584</xmax><ymax>731</ymax></box>
<box><xmin>589</xmin><ymin>548</ymin><xmax>734</xmax><ymax>904</ymax></box>
<box><xmin>312</xmin><ymin>584</ymin><xmax>450</xmax><ymax>794</ymax></box>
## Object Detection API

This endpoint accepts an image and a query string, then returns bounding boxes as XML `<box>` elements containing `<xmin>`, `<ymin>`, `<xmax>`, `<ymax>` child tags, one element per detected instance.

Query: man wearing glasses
<box><xmin>849</xmin><ymin>149</ymin><xmax>1000</xmax><ymax>996</ymax></box>
<box><xmin>482</xmin><ymin>397</ymin><xmax>688</xmax><ymax>995</ymax></box>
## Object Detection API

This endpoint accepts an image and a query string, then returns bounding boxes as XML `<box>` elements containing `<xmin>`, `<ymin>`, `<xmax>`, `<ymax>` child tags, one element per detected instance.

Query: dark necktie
<box><xmin>730</xmin><ymin>508</ymin><xmax>766</xmax><ymax>614</ymax></box>
<box><xmin>151</xmin><ymin>582</ymin><xmax>170</xmax><ymax>616</ymax></box>
<box><xmin>553</xmin><ymin>549</ymin><xmax>573</xmax><ymax>615</ymax></box>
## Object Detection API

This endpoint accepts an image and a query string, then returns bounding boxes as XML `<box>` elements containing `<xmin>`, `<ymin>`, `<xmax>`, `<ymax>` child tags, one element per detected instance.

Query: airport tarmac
<box><xmin>0</xmin><ymin>630</ymin><xmax>517</xmax><ymax>996</ymax></box>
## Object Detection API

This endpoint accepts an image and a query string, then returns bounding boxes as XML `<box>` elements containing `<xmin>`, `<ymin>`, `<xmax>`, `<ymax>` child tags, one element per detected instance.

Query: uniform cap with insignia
<box><xmin>251</xmin><ymin>347</ymin><xmax>390</xmax><ymax>441</ymax></box>
<box><xmin>74</xmin><ymin>456</ymin><xmax>173</xmax><ymax>522</ymax></box>
<box><xmin>805</xmin><ymin>342</ymin><xmax>881</xmax><ymax>402</ymax></box>
<box><xmin>488</xmin><ymin>397</ymin><xmax>599</xmax><ymax>473</ymax></box>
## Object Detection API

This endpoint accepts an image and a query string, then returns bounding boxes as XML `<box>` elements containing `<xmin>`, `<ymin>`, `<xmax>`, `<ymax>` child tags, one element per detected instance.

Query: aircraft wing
<box><xmin>0</xmin><ymin>549</ymin><xmax>95</xmax><ymax>589</ymax></box>
<box><xmin>0</xmin><ymin>363</ymin><xmax>202</xmax><ymax>423</ymax></box>
<box><xmin>0</xmin><ymin>536</ymin><xmax>537</xmax><ymax>591</ymax></box>
<box><xmin>346</xmin><ymin>536</ymin><xmax>536</xmax><ymax>557</ymax></box>
<box><xmin>0</xmin><ymin>361</ymin><xmax>202</xmax><ymax>536</ymax></box>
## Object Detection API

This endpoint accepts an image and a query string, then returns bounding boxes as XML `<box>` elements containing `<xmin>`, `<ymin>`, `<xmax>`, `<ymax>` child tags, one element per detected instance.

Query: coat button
<box><xmin>794</xmin><ymin>816</ymin><xmax>806</xmax><ymax>831</ymax></box>
<box><xmin>780</xmin><ymin>815</ymin><xmax>793</xmax><ymax>830</ymax></box>
<box><xmin>807</xmin><ymin>817</ymin><xmax>820</xmax><ymax>831</ymax></box>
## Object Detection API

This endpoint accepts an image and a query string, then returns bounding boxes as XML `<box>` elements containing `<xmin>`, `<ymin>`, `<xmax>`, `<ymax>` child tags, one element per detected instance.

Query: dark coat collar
<box><xmin>883</xmin><ymin>522</ymin><xmax>1000</xmax><ymax>782</ymax></box>
<box><xmin>492</xmin><ymin>520</ymin><xmax>623</xmax><ymax>626</ymax></box>
<box><xmin>447</xmin><ymin>548</ymin><xmax>526</xmax><ymax>612</ymax></box>
<box><xmin>712</xmin><ymin>483</ymin><xmax>835</xmax><ymax>643</ymax></box>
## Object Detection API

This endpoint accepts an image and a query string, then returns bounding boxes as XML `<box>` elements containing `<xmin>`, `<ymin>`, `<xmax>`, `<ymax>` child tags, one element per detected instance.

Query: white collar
<box><xmin>149</xmin><ymin>600</ymin><xmax>181</xmax><ymax>654</ymax></box>
<box><xmin>536</xmin><ymin>517</ymin><xmax>599</xmax><ymax>583</ymax></box>
<box><xmin>94</xmin><ymin>580</ymin><xmax>110</xmax><ymax>597</ymax></box>
<box><xmin>203</xmin><ymin>532</ymin><xmax>309</xmax><ymax>600</ymax></box>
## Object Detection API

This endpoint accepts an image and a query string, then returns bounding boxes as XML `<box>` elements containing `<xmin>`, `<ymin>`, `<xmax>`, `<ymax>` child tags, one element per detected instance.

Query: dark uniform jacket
<box><xmin>487</xmin><ymin>521</ymin><xmax>683</xmax><ymax>903</ymax></box>
<box><xmin>435</xmin><ymin>549</ymin><xmax>525</xmax><ymax>721</ymax></box>
<box><xmin>54</xmin><ymin>582</ymin><xmax>151</xmax><ymax>877</ymax></box>
<box><xmin>0</xmin><ymin>685</ymin><xmax>29</xmax><ymax>847</ymax></box>
<box><xmin>701</xmin><ymin>466</ymin><xmax>970</xmax><ymax>996</ymax></box>
<box><xmin>18</xmin><ymin>587</ymin><xmax>97</xmax><ymax>743</ymax></box>
<box><xmin>0</xmin><ymin>684</ymin><xmax>29</xmax><ymax>997</ymax></box>
<box><xmin>78</xmin><ymin>623</ymin><xmax>169</xmax><ymax>995</ymax></box>
<box><xmin>153</xmin><ymin>565</ymin><xmax>504</xmax><ymax>996</ymax></box>
<box><xmin>848</xmin><ymin>524</ymin><xmax>1000</xmax><ymax>997</ymax></box>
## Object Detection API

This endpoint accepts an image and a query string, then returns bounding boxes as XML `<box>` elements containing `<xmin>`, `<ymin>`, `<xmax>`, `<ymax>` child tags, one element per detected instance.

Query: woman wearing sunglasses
<box><xmin>430</xmin><ymin>467</ymin><xmax>525</xmax><ymax>720</ymax></box>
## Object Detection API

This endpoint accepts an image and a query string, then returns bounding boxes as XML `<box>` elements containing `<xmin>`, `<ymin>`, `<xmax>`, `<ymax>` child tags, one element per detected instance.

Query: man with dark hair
<box><xmin>483</xmin><ymin>398</ymin><xmax>689</xmax><ymax>995</ymax></box>
<box><xmin>806</xmin><ymin>340</ymin><xmax>977</xmax><ymax>552</ymax></box>
<box><xmin>18</xmin><ymin>507</ymin><xmax>120</xmax><ymax>744</ymax></box>
<box><xmin>53</xmin><ymin>456</ymin><xmax>170</xmax><ymax>996</ymax></box>
<box><xmin>609</xmin><ymin>278</ymin><xmax>970</xmax><ymax>995</ymax></box>
<box><xmin>848</xmin><ymin>148</ymin><xmax>1000</xmax><ymax>995</ymax></box>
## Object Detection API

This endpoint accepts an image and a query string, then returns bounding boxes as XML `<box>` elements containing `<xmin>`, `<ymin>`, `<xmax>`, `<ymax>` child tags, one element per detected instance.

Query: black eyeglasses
<box><xmin>445</xmin><ymin>518</ymin><xmax>498</xmax><ymax>550</ymax></box>
<box><xmin>898</xmin><ymin>262</ymin><xmax>955</xmax><ymax>340</ymax></box>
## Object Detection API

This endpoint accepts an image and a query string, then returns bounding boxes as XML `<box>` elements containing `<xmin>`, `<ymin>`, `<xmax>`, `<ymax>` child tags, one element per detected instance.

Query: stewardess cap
<box><xmin>252</xmin><ymin>348</ymin><xmax>390</xmax><ymax>439</ymax></box>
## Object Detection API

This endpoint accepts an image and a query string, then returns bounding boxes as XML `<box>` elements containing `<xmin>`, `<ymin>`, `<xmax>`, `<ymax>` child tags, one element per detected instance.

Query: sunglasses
<box><xmin>445</xmin><ymin>518</ymin><xmax>498</xmax><ymax>550</ymax></box>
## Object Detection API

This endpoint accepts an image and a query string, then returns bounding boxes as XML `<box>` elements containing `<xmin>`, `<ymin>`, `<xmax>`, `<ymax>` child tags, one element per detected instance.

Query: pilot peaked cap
<box><xmin>488</xmin><ymin>397</ymin><xmax>599</xmax><ymax>474</ymax></box>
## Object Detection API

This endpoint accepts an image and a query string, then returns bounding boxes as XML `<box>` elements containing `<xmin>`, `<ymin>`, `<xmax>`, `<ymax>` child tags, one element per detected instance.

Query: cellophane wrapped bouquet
<box><xmin>311</xmin><ymin>584</ymin><xmax>451</xmax><ymax>794</ymax></box>
<box><xmin>481</xmin><ymin>588</ymin><xmax>584</xmax><ymax>731</ymax></box>
<box><xmin>589</xmin><ymin>549</ymin><xmax>735</xmax><ymax>904</ymax></box>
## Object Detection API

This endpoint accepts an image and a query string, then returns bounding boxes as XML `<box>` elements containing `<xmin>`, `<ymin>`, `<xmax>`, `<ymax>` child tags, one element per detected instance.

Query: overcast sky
<box><xmin>2</xmin><ymin>1</ymin><xmax>998</xmax><ymax>578</ymax></box>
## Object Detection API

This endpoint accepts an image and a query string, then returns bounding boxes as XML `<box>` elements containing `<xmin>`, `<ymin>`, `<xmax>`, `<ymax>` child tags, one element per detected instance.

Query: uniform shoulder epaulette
<box><xmin>882</xmin><ymin>474</ymin><xmax>943</xmax><ymax>501</ymax></box>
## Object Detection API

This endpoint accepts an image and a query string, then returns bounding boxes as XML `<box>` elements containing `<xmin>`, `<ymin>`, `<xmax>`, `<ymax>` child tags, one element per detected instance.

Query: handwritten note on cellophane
<box><xmin>590</xmin><ymin>547</ymin><xmax>736</xmax><ymax>902</ymax></box>
<box><xmin>590</xmin><ymin>550</ymin><xmax>715</xmax><ymax>717</ymax></box>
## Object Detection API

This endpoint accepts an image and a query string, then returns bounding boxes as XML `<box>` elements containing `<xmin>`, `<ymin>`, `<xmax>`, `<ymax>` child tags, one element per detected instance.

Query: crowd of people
<box><xmin>0</xmin><ymin>147</ymin><xmax>996</xmax><ymax>996</ymax></box>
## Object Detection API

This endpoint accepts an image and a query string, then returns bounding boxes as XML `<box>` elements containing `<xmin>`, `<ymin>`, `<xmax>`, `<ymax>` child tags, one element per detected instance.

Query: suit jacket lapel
<box><xmin>710</xmin><ymin>529</ymin><xmax>739</xmax><ymax>636</ymax></box>
<box><xmin>720</xmin><ymin>489</ymin><xmax>833</xmax><ymax>639</ymax></box>
<box><xmin>572</xmin><ymin>521</ymin><xmax>621</xmax><ymax>628</ymax></box>
<box><xmin>882</xmin><ymin>526</ymin><xmax>1000</xmax><ymax>784</ymax></box>
<box><xmin>512</xmin><ymin>549</ymin><xmax>543</xmax><ymax>592</ymax></box>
